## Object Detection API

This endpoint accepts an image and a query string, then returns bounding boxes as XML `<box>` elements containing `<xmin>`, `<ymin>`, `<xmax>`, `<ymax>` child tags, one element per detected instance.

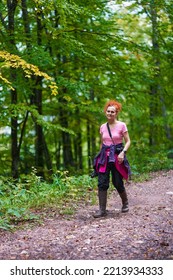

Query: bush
<box><xmin>129</xmin><ymin>147</ymin><xmax>173</xmax><ymax>179</ymax></box>
<box><xmin>0</xmin><ymin>169</ymin><xmax>96</xmax><ymax>230</ymax></box>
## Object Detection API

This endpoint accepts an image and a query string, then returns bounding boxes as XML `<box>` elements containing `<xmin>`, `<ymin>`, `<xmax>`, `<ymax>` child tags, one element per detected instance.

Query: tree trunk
<box><xmin>21</xmin><ymin>0</ymin><xmax>31</xmax><ymax>50</ymax></box>
<box><xmin>74</xmin><ymin>109</ymin><xmax>83</xmax><ymax>171</ymax></box>
<box><xmin>87</xmin><ymin>121</ymin><xmax>92</xmax><ymax>170</ymax></box>
<box><xmin>42</xmin><ymin>134</ymin><xmax>53</xmax><ymax>177</ymax></box>
<box><xmin>7</xmin><ymin>0</ymin><xmax>19</xmax><ymax>178</ymax></box>
<box><xmin>11</xmin><ymin>87</ymin><xmax>19</xmax><ymax>178</ymax></box>
<box><xmin>59</xmin><ymin>96</ymin><xmax>74</xmax><ymax>171</ymax></box>
<box><xmin>33</xmin><ymin>76</ymin><xmax>44</xmax><ymax>177</ymax></box>
<box><xmin>149</xmin><ymin>0</ymin><xmax>161</xmax><ymax>146</ymax></box>
<box><xmin>33</xmin><ymin>9</ymin><xmax>45</xmax><ymax>177</ymax></box>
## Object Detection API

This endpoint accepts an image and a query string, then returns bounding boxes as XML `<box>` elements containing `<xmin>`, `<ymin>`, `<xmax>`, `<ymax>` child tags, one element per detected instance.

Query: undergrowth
<box><xmin>0</xmin><ymin>168</ymin><xmax>97</xmax><ymax>230</ymax></box>
<box><xmin>128</xmin><ymin>148</ymin><xmax>173</xmax><ymax>181</ymax></box>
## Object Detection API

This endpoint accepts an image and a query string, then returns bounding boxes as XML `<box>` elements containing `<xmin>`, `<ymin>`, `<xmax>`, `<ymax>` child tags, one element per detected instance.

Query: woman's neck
<box><xmin>108</xmin><ymin>119</ymin><xmax>117</xmax><ymax>125</ymax></box>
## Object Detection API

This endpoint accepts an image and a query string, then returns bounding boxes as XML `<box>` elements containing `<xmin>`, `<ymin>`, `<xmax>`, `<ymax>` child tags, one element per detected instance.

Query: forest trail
<box><xmin>0</xmin><ymin>170</ymin><xmax>173</xmax><ymax>260</ymax></box>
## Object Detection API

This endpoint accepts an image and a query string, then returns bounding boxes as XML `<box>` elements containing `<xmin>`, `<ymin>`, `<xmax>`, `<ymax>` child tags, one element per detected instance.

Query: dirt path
<box><xmin>0</xmin><ymin>170</ymin><xmax>173</xmax><ymax>260</ymax></box>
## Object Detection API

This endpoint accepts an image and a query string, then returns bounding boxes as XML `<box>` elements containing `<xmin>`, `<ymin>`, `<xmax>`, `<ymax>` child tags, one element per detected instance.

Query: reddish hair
<box><xmin>104</xmin><ymin>100</ymin><xmax>122</xmax><ymax>113</ymax></box>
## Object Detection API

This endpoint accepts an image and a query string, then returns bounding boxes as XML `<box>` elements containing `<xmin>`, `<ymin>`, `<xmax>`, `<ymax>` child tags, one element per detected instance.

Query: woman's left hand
<box><xmin>117</xmin><ymin>151</ymin><xmax>124</xmax><ymax>164</ymax></box>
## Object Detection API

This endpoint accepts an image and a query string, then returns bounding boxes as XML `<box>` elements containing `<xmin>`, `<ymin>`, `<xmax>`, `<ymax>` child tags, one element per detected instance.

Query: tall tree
<box><xmin>7</xmin><ymin>0</ymin><xmax>19</xmax><ymax>178</ymax></box>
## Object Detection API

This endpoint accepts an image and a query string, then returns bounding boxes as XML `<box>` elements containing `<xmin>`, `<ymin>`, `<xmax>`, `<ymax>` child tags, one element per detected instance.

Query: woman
<box><xmin>93</xmin><ymin>99</ymin><xmax>131</xmax><ymax>218</ymax></box>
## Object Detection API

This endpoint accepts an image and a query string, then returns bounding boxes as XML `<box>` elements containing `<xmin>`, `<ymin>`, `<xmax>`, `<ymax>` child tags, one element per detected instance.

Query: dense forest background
<box><xmin>0</xmin><ymin>0</ymin><xmax>173</xmax><ymax>180</ymax></box>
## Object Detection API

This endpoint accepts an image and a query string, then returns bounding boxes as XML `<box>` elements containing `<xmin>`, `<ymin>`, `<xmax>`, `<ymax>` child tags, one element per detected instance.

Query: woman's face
<box><xmin>105</xmin><ymin>106</ymin><xmax>118</xmax><ymax>121</ymax></box>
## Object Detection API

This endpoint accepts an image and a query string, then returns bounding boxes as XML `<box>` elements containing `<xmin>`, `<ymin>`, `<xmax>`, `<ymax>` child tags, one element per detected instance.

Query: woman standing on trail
<box><xmin>93</xmin><ymin>99</ymin><xmax>131</xmax><ymax>218</ymax></box>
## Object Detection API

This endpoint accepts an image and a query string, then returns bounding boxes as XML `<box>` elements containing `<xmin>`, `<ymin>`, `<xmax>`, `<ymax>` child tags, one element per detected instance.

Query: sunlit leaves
<box><xmin>0</xmin><ymin>51</ymin><xmax>58</xmax><ymax>95</ymax></box>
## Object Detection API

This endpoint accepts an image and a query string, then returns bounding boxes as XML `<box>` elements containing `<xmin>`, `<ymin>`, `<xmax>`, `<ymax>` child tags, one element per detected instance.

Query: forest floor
<box><xmin>0</xmin><ymin>169</ymin><xmax>173</xmax><ymax>260</ymax></box>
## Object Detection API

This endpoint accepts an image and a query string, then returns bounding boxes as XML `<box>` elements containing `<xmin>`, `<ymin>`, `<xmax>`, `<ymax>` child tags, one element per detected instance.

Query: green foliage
<box><xmin>0</xmin><ymin>51</ymin><xmax>58</xmax><ymax>95</ymax></box>
<box><xmin>129</xmin><ymin>145</ymin><xmax>173</xmax><ymax>180</ymax></box>
<box><xmin>0</xmin><ymin>169</ymin><xmax>96</xmax><ymax>230</ymax></box>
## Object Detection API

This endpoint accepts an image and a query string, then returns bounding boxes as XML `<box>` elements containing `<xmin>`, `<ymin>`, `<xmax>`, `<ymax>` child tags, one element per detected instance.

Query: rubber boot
<box><xmin>93</xmin><ymin>190</ymin><xmax>107</xmax><ymax>218</ymax></box>
<box><xmin>119</xmin><ymin>190</ymin><xmax>129</xmax><ymax>213</ymax></box>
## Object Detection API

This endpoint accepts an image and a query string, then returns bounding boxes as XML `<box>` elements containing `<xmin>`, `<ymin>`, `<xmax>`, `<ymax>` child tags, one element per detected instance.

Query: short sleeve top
<box><xmin>100</xmin><ymin>121</ymin><xmax>128</xmax><ymax>146</ymax></box>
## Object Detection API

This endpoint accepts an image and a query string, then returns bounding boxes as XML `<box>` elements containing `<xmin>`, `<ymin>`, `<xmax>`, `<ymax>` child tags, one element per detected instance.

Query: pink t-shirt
<box><xmin>100</xmin><ymin>121</ymin><xmax>128</xmax><ymax>146</ymax></box>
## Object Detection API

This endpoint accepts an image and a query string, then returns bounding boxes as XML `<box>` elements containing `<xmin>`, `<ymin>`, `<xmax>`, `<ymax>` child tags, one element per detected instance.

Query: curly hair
<box><xmin>104</xmin><ymin>100</ymin><xmax>122</xmax><ymax>113</ymax></box>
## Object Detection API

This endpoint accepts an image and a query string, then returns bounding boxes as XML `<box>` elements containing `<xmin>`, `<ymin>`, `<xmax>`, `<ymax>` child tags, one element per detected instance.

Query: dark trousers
<box><xmin>98</xmin><ymin>162</ymin><xmax>125</xmax><ymax>193</ymax></box>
